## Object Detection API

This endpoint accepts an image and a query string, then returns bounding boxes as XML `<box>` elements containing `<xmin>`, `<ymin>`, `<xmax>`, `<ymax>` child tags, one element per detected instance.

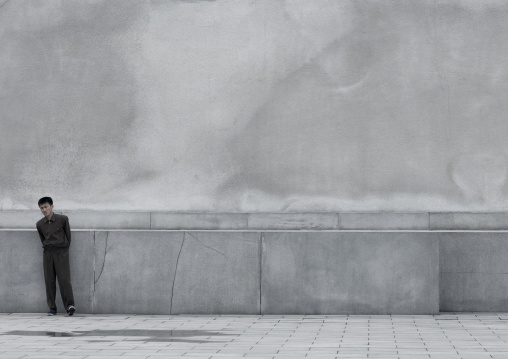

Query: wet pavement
<box><xmin>1</xmin><ymin>313</ymin><xmax>508</xmax><ymax>358</ymax></box>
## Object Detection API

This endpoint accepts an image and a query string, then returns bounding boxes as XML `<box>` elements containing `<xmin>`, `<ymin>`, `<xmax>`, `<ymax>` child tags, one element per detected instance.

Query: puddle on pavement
<box><xmin>2</xmin><ymin>329</ymin><xmax>229</xmax><ymax>343</ymax></box>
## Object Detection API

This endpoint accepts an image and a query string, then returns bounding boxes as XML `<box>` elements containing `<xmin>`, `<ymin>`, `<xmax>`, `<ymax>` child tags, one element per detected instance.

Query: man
<box><xmin>36</xmin><ymin>197</ymin><xmax>76</xmax><ymax>316</ymax></box>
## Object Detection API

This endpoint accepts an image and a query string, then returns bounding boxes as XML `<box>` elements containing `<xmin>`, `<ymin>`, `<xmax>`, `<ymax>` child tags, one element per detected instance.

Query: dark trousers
<box><xmin>43</xmin><ymin>250</ymin><xmax>75</xmax><ymax>313</ymax></box>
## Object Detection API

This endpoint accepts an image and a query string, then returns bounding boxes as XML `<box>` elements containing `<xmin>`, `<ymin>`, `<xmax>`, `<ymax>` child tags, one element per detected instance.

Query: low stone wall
<box><xmin>1</xmin><ymin>230</ymin><xmax>439</xmax><ymax>315</ymax></box>
<box><xmin>2</xmin><ymin>211</ymin><xmax>507</xmax><ymax>314</ymax></box>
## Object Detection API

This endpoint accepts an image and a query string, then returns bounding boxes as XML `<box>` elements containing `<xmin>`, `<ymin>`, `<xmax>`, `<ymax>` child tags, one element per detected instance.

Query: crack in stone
<box><xmin>94</xmin><ymin>232</ymin><xmax>108</xmax><ymax>286</ymax></box>
<box><xmin>170</xmin><ymin>232</ymin><xmax>186</xmax><ymax>314</ymax></box>
<box><xmin>186</xmin><ymin>232</ymin><xmax>226</xmax><ymax>258</ymax></box>
<box><xmin>0</xmin><ymin>0</ymin><xmax>11</xmax><ymax>10</ymax></box>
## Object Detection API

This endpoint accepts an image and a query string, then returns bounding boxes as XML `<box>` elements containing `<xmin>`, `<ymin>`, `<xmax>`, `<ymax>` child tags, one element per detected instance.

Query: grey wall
<box><xmin>0</xmin><ymin>230</ymin><xmax>439</xmax><ymax>315</ymax></box>
<box><xmin>1</xmin><ymin>0</ymin><xmax>508</xmax><ymax>212</ymax></box>
<box><xmin>3</xmin><ymin>227</ymin><xmax>507</xmax><ymax>314</ymax></box>
<box><xmin>440</xmin><ymin>232</ymin><xmax>508</xmax><ymax>312</ymax></box>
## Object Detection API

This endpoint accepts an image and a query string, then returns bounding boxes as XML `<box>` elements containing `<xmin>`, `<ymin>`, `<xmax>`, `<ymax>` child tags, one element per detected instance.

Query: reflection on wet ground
<box><xmin>3</xmin><ymin>329</ymin><xmax>229</xmax><ymax>343</ymax></box>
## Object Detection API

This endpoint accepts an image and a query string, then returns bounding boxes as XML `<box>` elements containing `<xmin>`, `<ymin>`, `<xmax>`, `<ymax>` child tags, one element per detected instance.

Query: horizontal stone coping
<box><xmin>1</xmin><ymin>211</ymin><xmax>508</xmax><ymax>230</ymax></box>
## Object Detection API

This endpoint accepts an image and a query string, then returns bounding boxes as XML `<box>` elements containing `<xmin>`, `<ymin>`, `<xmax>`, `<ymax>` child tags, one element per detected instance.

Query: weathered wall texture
<box><xmin>1</xmin><ymin>0</ymin><xmax>508</xmax><ymax>211</ymax></box>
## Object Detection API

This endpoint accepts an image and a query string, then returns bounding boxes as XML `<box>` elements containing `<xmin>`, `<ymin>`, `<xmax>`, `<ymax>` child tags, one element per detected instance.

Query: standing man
<box><xmin>36</xmin><ymin>197</ymin><xmax>76</xmax><ymax>316</ymax></box>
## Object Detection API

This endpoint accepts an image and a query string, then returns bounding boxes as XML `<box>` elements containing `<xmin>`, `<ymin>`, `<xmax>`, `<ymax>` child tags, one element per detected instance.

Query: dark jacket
<box><xmin>36</xmin><ymin>213</ymin><xmax>71</xmax><ymax>252</ymax></box>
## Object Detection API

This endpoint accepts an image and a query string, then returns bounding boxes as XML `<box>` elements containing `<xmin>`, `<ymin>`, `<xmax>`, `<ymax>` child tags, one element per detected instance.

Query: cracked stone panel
<box><xmin>171</xmin><ymin>232</ymin><xmax>260</xmax><ymax>314</ymax></box>
<box><xmin>261</xmin><ymin>232</ymin><xmax>439</xmax><ymax>315</ymax></box>
<box><xmin>0</xmin><ymin>230</ymin><xmax>94</xmax><ymax>314</ymax></box>
<box><xmin>93</xmin><ymin>231</ymin><xmax>184</xmax><ymax>314</ymax></box>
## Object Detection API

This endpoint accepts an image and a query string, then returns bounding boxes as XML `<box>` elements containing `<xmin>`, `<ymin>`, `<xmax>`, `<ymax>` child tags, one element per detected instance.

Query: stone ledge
<box><xmin>151</xmin><ymin>212</ymin><xmax>248</xmax><ymax>230</ymax></box>
<box><xmin>63</xmin><ymin>211</ymin><xmax>151</xmax><ymax>230</ymax></box>
<box><xmin>247</xmin><ymin>213</ymin><xmax>338</xmax><ymax>230</ymax></box>
<box><xmin>430</xmin><ymin>213</ymin><xmax>508</xmax><ymax>230</ymax></box>
<box><xmin>1</xmin><ymin>211</ymin><xmax>508</xmax><ymax>230</ymax></box>
<box><xmin>340</xmin><ymin>212</ymin><xmax>429</xmax><ymax>230</ymax></box>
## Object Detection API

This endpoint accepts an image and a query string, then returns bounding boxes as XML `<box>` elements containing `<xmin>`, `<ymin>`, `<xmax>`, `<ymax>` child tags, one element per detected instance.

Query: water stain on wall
<box><xmin>1</xmin><ymin>0</ymin><xmax>508</xmax><ymax>211</ymax></box>
<box><xmin>220</xmin><ymin>0</ymin><xmax>508</xmax><ymax>211</ymax></box>
<box><xmin>0</xmin><ymin>0</ymin><xmax>149</xmax><ymax>207</ymax></box>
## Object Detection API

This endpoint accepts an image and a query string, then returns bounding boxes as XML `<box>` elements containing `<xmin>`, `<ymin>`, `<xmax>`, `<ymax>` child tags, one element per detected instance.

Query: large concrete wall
<box><xmin>1</xmin><ymin>0</ymin><xmax>508</xmax><ymax>212</ymax></box>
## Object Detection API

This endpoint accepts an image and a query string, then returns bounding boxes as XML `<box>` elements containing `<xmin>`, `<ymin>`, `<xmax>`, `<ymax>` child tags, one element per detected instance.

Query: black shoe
<box><xmin>47</xmin><ymin>312</ymin><xmax>56</xmax><ymax>316</ymax></box>
<box><xmin>68</xmin><ymin>306</ymin><xmax>75</xmax><ymax>316</ymax></box>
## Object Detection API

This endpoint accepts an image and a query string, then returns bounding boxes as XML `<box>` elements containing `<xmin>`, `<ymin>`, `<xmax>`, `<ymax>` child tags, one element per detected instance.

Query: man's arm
<box><xmin>64</xmin><ymin>216</ymin><xmax>71</xmax><ymax>246</ymax></box>
<box><xmin>36</xmin><ymin>224</ymin><xmax>45</xmax><ymax>247</ymax></box>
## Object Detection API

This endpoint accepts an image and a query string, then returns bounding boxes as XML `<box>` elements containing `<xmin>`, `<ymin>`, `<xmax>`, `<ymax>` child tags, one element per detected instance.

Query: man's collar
<box><xmin>45</xmin><ymin>213</ymin><xmax>55</xmax><ymax>223</ymax></box>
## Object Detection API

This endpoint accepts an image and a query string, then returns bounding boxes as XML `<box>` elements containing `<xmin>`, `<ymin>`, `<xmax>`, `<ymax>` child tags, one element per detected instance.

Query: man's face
<box><xmin>39</xmin><ymin>203</ymin><xmax>53</xmax><ymax>218</ymax></box>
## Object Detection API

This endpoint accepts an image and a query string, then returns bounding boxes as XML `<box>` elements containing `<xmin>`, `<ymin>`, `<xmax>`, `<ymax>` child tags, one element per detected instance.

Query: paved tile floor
<box><xmin>1</xmin><ymin>313</ymin><xmax>508</xmax><ymax>358</ymax></box>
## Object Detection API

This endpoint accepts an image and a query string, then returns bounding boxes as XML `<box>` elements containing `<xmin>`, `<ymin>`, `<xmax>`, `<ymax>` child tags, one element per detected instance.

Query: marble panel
<box><xmin>261</xmin><ymin>232</ymin><xmax>439</xmax><ymax>314</ymax></box>
<box><xmin>170</xmin><ymin>232</ymin><xmax>260</xmax><ymax>314</ymax></box>
<box><xmin>93</xmin><ymin>231</ymin><xmax>260</xmax><ymax>315</ymax></box>
<box><xmin>92</xmin><ymin>231</ymin><xmax>182</xmax><ymax>314</ymax></box>
<box><xmin>439</xmin><ymin>232</ymin><xmax>508</xmax><ymax>311</ymax></box>
<box><xmin>440</xmin><ymin>272</ymin><xmax>508</xmax><ymax>312</ymax></box>
<box><xmin>439</xmin><ymin>232</ymin><xmax>508</xmax><ymax>273</ymax></box>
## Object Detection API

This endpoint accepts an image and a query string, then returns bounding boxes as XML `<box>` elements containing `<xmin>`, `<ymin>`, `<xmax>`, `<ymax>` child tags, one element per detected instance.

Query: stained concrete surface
<box><xmin>1</xmin><ymin>1</ymin><xmax>508</xmax><ymax>212</ymax></box>
<box><xmin>261</xmin><ymin>232</ymin><xmax>439</xmax><ymax>315</ymax></box>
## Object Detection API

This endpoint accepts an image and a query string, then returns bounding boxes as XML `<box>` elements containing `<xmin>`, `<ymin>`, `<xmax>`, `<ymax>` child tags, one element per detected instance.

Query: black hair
<box><xmin>38</xmin><ymin>197</ymin><xmax>53</xmax><ymax>206</ymax></box>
